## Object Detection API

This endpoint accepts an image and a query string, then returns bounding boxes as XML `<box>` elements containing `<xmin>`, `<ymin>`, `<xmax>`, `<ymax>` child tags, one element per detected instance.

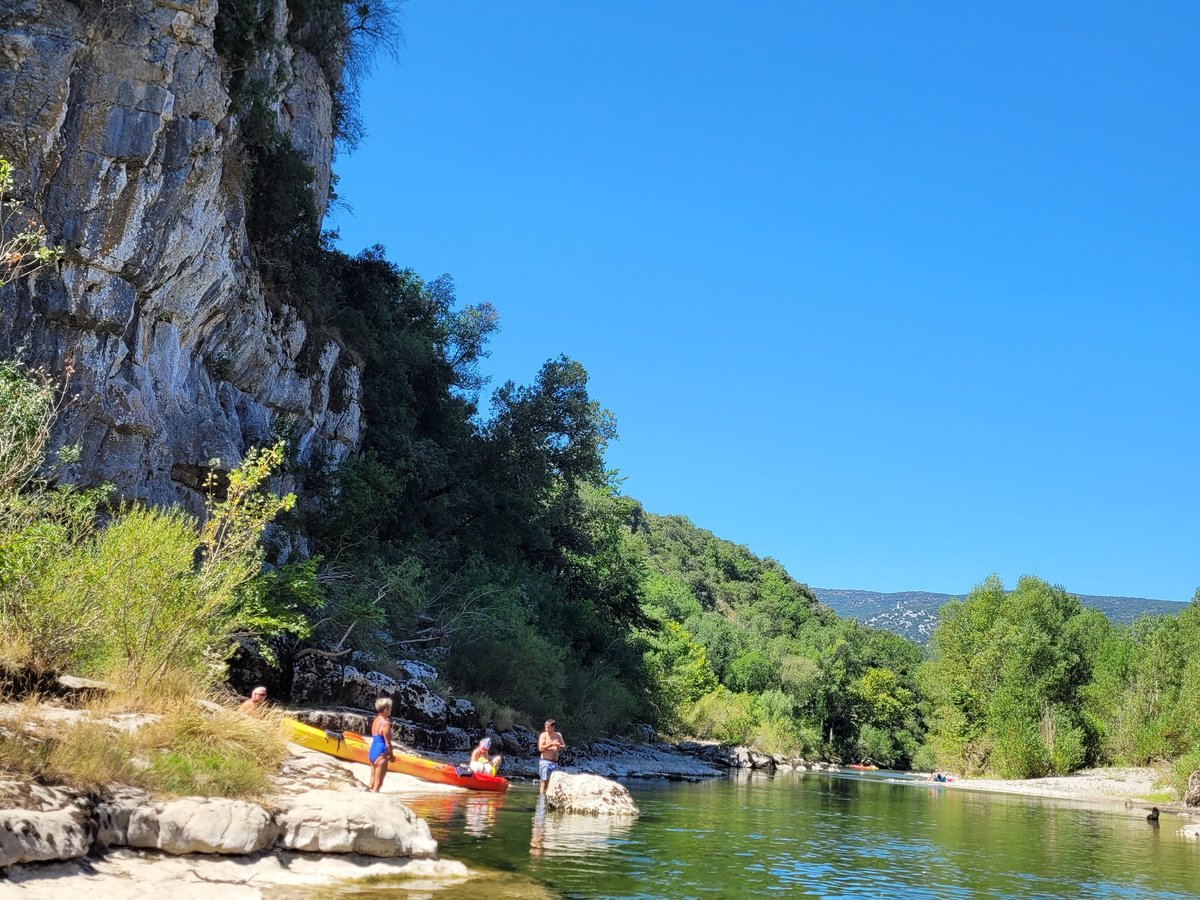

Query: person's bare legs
<box><xmin>371</xmin><ymin>757</ymin><xmax>388</xmax><ymax>792</ymax></box>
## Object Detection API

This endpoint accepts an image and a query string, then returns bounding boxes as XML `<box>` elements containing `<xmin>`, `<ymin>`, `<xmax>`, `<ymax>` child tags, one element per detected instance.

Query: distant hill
<box><xmin>811</xmin><ymin>587</ymin><xmax>1188</xmax><ymax>645</ymax></box>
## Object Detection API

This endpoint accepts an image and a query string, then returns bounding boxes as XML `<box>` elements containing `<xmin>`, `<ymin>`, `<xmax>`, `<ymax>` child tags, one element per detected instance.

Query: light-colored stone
<box><xmin>3</xmin><ymin>848</ymin><xmax>472</xmax><ymax>899</ymax></box>
<box><xmin>399</xmin><ymin>660</ymin><xmax>438</xmax><ymax>682</ymax></box>
<box><xmin>94</xmin><ymin>786</ymin><xmax>152</xmax><ymax>848</ymax></box>
<box><xmin>340</xmin><ymin>665</ymin><xmax>401</xmax><ymax>710</ymax></box>
<box><xmin>273</xmin><ymin>789</ymin><xmax>438</xmax><ymax>857</ymax></box>
<box><xmin>734</xmin><ymin>746</ymin><xmax>776</xmax><ymax>770</ymax></box>
<box><xmin>393</xmin><ymin>677</ymin><xmax>448</xmax><ymax>728</ymax></box>
<box><xmin>273</xmin><ymin>748</ymin><xmax>368</xmax><ymax>795</ymax></box>
<box><xmin>0</xmin><ymin>0</ymin><xmax>363</xmax><ymax>510</ymax></box>
<box><xmin>126</xmin><ymin>797</ymin><xmax>278</xmax><ymax>855</ymax></box>
<box><xmin>544</xmin><ymin>771</ymin><xmax>639</xmax><ymax>817</ymax></box>
<box><xmin>1180</xmin><ymin>821</ymin><xmax>1200</xmax><ymax>840</ymax></box>
<box><xmin>576</xmin><ymin>737</ymin><xmax>720</xmax><ymax>780</ymax></box>
<box><xmin>0</xmin><ymin>782</ymin><xmax>93</xmax><ymax>868</ymax></box>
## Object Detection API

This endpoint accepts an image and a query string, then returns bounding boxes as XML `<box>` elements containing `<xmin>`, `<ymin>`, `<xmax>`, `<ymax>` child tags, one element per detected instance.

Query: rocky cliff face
<box><xmin>0</xmin><ymin>0</ymin><xmax>362</xmax><ymax>508</ymax></box>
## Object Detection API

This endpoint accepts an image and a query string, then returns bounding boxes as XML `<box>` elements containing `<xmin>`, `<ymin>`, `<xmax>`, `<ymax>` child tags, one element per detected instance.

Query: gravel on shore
<box><xmin>943</xmin><ymin>766</ymin><xmax>1177</xmax><ymax>808</ymax></box>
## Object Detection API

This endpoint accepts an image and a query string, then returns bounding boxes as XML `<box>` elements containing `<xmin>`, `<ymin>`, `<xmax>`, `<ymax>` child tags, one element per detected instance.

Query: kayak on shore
<box><xmin>282</xmin><ymin>718</ymin><xmax>509</xmax><ymax>793</ymax></box>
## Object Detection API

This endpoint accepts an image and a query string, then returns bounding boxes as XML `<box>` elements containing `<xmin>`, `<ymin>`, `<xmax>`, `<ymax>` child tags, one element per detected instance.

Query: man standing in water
<box><xmin>538</xmin><ymin>718</ymin><xmax>565</xmax><ymax>794</ymax></box>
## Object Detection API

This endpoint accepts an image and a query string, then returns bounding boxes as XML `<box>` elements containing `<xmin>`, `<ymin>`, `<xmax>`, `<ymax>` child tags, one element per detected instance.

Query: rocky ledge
<box><xmin>0</xmin><ymin>749</ymin><xmax>455</xmax><ymax>894</ymax></box>
<box><xmin>3</xmin><ymin>851</ymin><xmax>468</xmax><ymax>899</ymax></box>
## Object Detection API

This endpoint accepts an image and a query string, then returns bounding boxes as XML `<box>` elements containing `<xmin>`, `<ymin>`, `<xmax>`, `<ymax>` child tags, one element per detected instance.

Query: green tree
<box><xmin>921</xmin><ymin>574</ymin><xmax>1101</xmax><ymax>777</ymax></box>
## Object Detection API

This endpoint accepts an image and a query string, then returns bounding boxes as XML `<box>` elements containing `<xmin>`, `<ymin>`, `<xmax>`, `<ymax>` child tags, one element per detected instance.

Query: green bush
<box><xmin>1171</xmin><ymin>744</ymin><xmax>1200</xmax><ymax>798</ymax></box>
<box><xmin>990</xmin><ymin>718</ymin><xmax>1050</xmax><ymax>779</ymax></box>
<box><xmin>0</xmin><ymin>363</ymin><xmax>296</xmax><ymax>690</ymax></box>
<box><xmin>1043</xmin><ymin>706</ymin><xmax>1089</xmax><ymax>775</ymax></box>
<box><xmin>688</xmin><ymin>687</ymin><xmax>758</xmax><ymax>745</ymax></box>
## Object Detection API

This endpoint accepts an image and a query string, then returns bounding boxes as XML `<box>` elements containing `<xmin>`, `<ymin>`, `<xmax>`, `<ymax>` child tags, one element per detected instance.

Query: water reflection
<box><xmin>464</xmin><ymin>792</ymin><xmax>502</xmax><ymax>838</ymax></box>
<box><xmin>404</xmin><ymin>792</ymin><xmax>507</xmax><ymax>841</ymax></box>
<box><xmin>530</xmin><ymin>795</ymin><xmax>633</xmax><ymax>860</ymax></box>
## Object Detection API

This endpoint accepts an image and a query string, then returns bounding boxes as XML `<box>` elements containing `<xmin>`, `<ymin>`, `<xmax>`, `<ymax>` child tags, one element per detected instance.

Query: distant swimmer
<box><xmin>1147</xmin><ymin>807</ymin><xmax>1160</xmax><ymax>822</ymax></box>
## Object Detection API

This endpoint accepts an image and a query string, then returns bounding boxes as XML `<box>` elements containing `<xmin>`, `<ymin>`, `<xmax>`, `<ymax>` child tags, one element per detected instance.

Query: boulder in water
<box><xmin>545</xmin><ymin>772</ymin><xmax>639</xmax><ymax>816</ymax></box>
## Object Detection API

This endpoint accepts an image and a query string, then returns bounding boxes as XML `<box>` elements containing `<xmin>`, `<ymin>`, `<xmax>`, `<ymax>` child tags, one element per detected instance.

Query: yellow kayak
<box><xmin>281</xmin><ymin>718</ymin><xmax>509</xmax><ymax>793</ymax></box>
<box><xmin>282</xmin><ymin>718</ymin><xmax>370</xmax><ymax>764</ymax></box>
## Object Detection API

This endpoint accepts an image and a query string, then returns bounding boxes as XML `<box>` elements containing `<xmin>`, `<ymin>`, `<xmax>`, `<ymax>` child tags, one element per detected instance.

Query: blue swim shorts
<box><xmin>538</xmin><ymin>758</ymin><xmax>559</xmax><ymax>782</ymax></box>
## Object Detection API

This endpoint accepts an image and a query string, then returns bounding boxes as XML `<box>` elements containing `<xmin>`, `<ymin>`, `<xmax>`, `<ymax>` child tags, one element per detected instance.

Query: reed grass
<box><xmin>0</xmin><ymin>680</ymin><xmax>290</xmax><ymax>800</ymax></box>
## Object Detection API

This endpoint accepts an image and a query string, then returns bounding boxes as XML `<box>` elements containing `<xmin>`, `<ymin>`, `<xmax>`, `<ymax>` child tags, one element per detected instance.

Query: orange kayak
<box><xmin>281</xmin><ymin>719</ymin><xmax>508</xmax><ymax>792</ymax></box>
<box><xmin>344</xmin><ymin>731</ymin><xmax>509</xmax><ymax>793</ymax></box>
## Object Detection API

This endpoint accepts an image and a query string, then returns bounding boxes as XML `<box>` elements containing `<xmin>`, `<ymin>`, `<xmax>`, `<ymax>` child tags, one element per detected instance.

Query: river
<box><xmin>354</xmin><ymin>770</ymin><xmax>1199</xmax><ymax>898</ymax></box>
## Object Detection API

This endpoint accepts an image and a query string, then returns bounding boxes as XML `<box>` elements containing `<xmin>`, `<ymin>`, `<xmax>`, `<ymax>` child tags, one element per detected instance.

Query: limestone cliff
<box><xmin>0</xmin><ymin>0</ymin><xmax>362</xmax><ymax>508</ymax></box>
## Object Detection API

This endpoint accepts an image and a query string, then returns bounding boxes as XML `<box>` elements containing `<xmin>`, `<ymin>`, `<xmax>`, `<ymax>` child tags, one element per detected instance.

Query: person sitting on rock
<box><xmin>469</xmin><ymin>737</ymin><xmax>503</xmax><ymax>776</ymax></box>
<box><xmin>238</xmin><ymin>685</ymin><xmax>267</xmax><ymax>714</ymax></box>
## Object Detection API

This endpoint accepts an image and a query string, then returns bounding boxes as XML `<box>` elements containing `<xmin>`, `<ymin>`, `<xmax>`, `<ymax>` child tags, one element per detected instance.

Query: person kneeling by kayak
<box><xmin>469</xmin><ymin>737</ymin><xmax>502</xmax><ymax>776</ymax></box>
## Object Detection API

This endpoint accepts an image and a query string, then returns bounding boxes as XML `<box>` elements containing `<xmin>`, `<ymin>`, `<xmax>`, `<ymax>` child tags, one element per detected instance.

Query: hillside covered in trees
<box><xmin>814</xmin><ymin>587</ymin><xmax>1189</xmax><ymax>645</ymax></box>
<box><xmin>0</xmin><ymin>0</ymin><xmax>1195</xmax><ymax>792</ymax></box>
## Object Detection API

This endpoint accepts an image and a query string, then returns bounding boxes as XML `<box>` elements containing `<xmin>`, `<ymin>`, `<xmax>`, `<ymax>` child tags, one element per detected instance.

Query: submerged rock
<box><xmin>544</xmin><ymin>772</ymin><xmax>639</xmax><ymax>817</ymax></box>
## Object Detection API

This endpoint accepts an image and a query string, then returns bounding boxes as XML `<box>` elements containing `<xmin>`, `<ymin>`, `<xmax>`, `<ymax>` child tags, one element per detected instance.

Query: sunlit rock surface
<box><xmin>544</xmin><ymin>771</ymin><xmax>639</xmax><ymax>817</ymax></box>
<box><xmin>0</xmin><ymin>0</ymin><xmax>362</xmax><ymax>507</ymax></box>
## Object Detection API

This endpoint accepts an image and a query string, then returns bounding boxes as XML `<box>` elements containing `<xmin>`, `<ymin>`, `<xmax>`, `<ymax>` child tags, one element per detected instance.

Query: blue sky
<box><xmin>330</xmin><ymin>1</ymin><xmax>1199</xmax><ymax>602</ymax></box>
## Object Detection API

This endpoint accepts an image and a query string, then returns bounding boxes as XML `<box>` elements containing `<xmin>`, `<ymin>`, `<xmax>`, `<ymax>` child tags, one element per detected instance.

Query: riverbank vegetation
<box><xmin>919</xmin><ymin>574</ymin><xmax>1200</xmax><ymax>793</ymax></box>
<box><xmin>0</xmin><ymin>362</ymin><xmax>292</xmax><ymax>797</ymax></box>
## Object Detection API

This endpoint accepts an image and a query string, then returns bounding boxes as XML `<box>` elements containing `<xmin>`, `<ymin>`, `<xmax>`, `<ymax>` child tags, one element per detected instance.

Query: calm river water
<box><xmin>349</xmin><ymin>770</ymin><xmax>1199</xmax><ymax>898</ymax></box>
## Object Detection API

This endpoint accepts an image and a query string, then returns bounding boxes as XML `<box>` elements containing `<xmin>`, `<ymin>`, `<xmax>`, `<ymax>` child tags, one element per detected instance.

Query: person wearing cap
<box><xmin>469</xmin><ymin>736</ymin><xmax>503</xmax><ymax>776</ymax></box>
<box><xmin>537</xmin><ymin>718</ymin><xmax>565</xmax><ymax>794</ymax></box>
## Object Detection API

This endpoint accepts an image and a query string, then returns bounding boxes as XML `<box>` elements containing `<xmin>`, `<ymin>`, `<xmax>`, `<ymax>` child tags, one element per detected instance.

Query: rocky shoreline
<box><xmin>8</xmin><ymin>653</ymin><xmax>1196</xmax><ymax>895</ymax></box>
<box><xmin>248</xmin><ymin>653</ymin><xmax>841</xmax><ymax>782</ymax></box>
